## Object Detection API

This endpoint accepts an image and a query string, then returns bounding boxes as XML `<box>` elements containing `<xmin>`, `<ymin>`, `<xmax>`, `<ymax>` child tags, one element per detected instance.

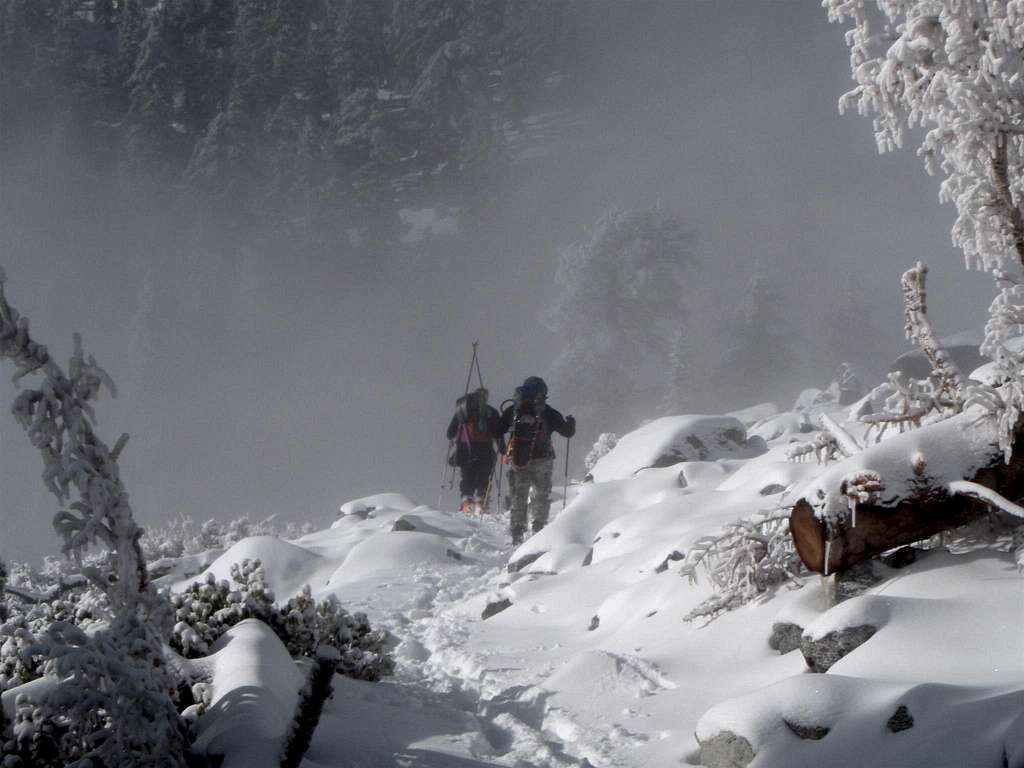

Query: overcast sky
<box><xmin>0</xmin><ymin>1</ymin><xmax>994</xmax><ymax>565</ymax></box>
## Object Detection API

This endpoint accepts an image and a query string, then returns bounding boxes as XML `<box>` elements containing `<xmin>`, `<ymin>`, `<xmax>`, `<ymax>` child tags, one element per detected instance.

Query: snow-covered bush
<box><xmin>1</xmin><ymin>559</ymin><xmax>109</xmax><ymax>694</ymax></box>
<box><xmin>169</xmin><ymin>559</ymin><xmax>274</xmax><ymax>657</ymax></box>
<box><xmin>272</xmin><ymin>586</ymin><xmax>392</xmax><ymax>681</ymax></box>
<box><xmin>0</xmin><ymin>619</ymin><xmax>42</xmax><ymax>691</ymax></box>
<box><xmin>170</xmin><ymin>559</ymin><xmax>393</xmax><ymax>681</ymax></box>
<box><xmin>583</xmin><ymin>433</ymin><xmax>618</xmax><ymax>474</ymax></box>
<box><xmin>680</xmin><ymin>510</ymin><xmax>803</xmax><ymax>624</ymax></box>
<box><xmin>2</xmin><ymin>693</ymin><xmax>63</xmax><ymax>768</ymax></box>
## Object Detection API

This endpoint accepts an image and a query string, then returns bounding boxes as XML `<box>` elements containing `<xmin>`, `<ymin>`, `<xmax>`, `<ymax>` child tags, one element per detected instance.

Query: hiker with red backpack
<box><xmin>446</xmin><ymin>387</ymin><xmax>502</xmax><ymax>514</ymax></box>
<box><xmin>498</xmin><ymin>376</ymin><xmax>576</xmax><ymax>545</ymax></box>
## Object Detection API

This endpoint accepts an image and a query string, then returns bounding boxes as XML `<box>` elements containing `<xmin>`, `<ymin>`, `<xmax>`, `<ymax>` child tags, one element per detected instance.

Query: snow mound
<box><xmin>726</xmin><ymin>402</ymin><xmax>778</xmax><ymax>426</ymax></box>
<box><xmin>190</xmin><ymin>619</ymin><xmax>303</xmax><ymax>767</ymax></box>
<box><xmin>747</xmin><ymin>411</ymin><xmax>813</xmax><ymax>443</ymax></box>
<box><xmin>588</xmin><ymin>415</ymin><xmax>764</xmax><ymax>482</ymax></box>
<box><xmin>194</xmin><ymin>535</ymin><xmax>333</xmax><ymax>598</ymax></box>
<box><xmin>327</xmin><ymin>531</ymin><xmax>468</xmax><ymax>587</ymax></box>
<box><xmin>337</xmin><ymin>492</ymin><xmax>417</xmax><ymax>520</ymax></box>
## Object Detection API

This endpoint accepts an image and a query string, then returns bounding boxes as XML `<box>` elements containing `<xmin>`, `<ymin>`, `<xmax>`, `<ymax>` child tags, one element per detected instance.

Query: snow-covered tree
<box><xmin>0</xmin><ymin>270</ymin><xmax>186</xmax><ymax>768</ymax></box>
<box><xmin>546</xmin><ymin>207</ymin><xmax>696</xmax><ymax>432</ymax></box>
<box><xmin>825</xmin><ymin>0</ymin><xmax>1024</xmax><ymax>456</ymax></box>
<box><xmin>715</xmin><ymin>273</ymin><xmax>799</xmax><ymax>409</ymax></box>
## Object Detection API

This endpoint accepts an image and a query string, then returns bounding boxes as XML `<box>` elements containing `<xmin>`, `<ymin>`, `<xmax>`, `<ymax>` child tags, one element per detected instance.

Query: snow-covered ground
<box><xmin>170</xmin><ymin>401</ymin><xmax>1024</xmax><ymax>768</ymax></box>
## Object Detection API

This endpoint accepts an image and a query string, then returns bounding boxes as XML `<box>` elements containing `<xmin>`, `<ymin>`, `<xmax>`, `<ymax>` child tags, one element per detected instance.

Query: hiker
<box><xmin>498</xmin><ymin>376</ymin><xmax>575</xmax><ymax>545</ymax></box>
<box><xmin>446</xmin><ymin>387</ymin><xmax>502</xmax><ymax>514</ymax></box>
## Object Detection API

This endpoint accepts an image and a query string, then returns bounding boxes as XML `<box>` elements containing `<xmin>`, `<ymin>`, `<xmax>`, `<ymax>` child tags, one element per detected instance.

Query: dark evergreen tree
<box><xmin>716</xmin><ymin>273</ymin><xmax>800</xmax><ymax>409</ymax></box>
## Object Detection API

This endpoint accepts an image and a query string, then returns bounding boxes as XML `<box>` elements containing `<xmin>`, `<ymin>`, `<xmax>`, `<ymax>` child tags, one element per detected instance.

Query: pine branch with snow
<box><xmin>858</xmin><ymin>372</ymin><xmax>950</xmax><ymax>443</ymax></box>
<box><xmin>901</xmin><ymin>262</ymin><xmax>966</xmax><ymax>406</ymax></box>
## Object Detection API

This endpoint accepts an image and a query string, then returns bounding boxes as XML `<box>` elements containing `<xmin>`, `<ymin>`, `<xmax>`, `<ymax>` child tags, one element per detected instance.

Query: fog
<box><xmin>0</xmin><ymin>1</ymin><xmax>994</xmax><ymax>565</ymax></box>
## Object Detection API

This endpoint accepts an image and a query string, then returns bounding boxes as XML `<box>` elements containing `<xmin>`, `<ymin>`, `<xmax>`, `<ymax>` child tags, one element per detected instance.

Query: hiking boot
<box><xmin>460</xmin><ymin>497</ymin><xmax>473</xmax><ymax>514</ymax></box>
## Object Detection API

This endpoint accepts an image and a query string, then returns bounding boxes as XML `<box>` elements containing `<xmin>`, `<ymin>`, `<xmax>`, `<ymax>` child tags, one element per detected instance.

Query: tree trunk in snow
<box><xmin>790</xmin><ymin>443</ymin><xmax>1024</xmax><ymax>574</ymax></box>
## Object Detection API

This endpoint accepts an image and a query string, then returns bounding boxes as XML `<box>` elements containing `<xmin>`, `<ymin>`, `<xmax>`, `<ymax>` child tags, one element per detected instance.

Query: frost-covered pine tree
<box><xmin>663</xmin><ymin>326</ymin><xmax>715</xmax><ymax>414</ymax></box>
<box><xmin>546</xmin><ymin>207</ymin><xmax>695</xmax><ymax>432</ymax></box>
<box><xmin>0</xmin><ymin>269</ymin><xmax>186</xmax><ymax>768</ymax></box>
<box><xmin>715</xmin><ymin>272</ymin><xmax>799</xmax><ymax>408</ymax></box>
<box><xmin>825</xmin><ymin>0</ymin><xmax>1024</xmax><ymax>456</ymax></box>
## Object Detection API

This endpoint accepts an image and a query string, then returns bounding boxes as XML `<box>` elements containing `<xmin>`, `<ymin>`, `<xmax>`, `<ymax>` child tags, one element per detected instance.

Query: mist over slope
<box><xmin>0</xmin><ymin>1</ymin><xmax>993</xmax><ymax>566</ymax></box>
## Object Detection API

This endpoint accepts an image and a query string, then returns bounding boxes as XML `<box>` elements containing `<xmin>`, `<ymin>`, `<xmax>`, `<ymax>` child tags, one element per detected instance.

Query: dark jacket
<box><xmin>498</xmin><ymin>402</ymin><xmax>575</xmax><ymax>467</ymax></box>
<box><xmin>447</xmin><ymin>404</ymin><xmax>501</xmax><ymax>465</ymax></box>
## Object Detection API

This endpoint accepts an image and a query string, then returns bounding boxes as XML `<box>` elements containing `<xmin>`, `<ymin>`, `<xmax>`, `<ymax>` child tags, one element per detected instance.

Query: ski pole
<box><xmin>562</xmin><ymin>435</ymin><xmax>571</xmax><ymax>510</ymax></box>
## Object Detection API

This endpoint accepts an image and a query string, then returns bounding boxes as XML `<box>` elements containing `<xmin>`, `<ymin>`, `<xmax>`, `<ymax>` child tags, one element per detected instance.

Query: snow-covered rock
<box><xmin>588</xmin><ymin>415</ymin><xmax>765</xmax><ymax>482</ymax></box>
<box><xmin>189</xmin><ymin>619</ymin><xmax>304</xmax><ymax>768</ymax></box>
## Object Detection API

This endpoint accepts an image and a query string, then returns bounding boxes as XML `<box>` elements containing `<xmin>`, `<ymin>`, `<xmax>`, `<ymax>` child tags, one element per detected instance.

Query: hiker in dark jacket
<box><xmin>497</xmin><ymin>376</ymin><xmax>575</xmax><ymax>544</ymax></box>
<box><xmin>446</xmin><ymin>387</ymin><xmax>502</xmax><ymax>513</ymax></box>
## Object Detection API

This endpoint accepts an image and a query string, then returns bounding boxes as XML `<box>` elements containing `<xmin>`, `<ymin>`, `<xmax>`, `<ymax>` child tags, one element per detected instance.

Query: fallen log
<box><xmin>791</xmin><ymin>494</ymin><xmax>983</xmax><ymax>575</ymax></box>
<box><xmin>789</xmin><ymin>417</ymin><xmax>1024</xmax><ymax>575</ymax></box>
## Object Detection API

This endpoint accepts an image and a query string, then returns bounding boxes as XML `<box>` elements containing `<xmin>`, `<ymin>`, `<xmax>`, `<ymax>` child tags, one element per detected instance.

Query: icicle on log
<box><xmin>790</xmin><ymin>438</ymin><xmax>1024</xmax><ymax>574</ymax></box>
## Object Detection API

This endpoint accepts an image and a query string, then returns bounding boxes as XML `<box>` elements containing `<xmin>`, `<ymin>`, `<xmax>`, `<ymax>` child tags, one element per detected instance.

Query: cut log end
<box><xmin>790</xmin><ymin>499</ymin><xmax>827</xmax><ymax>573</ymax></box>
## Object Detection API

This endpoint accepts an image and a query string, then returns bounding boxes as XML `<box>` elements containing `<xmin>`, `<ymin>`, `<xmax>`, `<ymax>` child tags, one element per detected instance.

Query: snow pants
<box><xmin>508</xmin><ymin>458</ymin><xmax>554</xmax><ymax>541</ymax></box>
<box><xmin>458</xmin><ymin>454</ymin><xmax>494</xmax><ymax>504</ymax></box>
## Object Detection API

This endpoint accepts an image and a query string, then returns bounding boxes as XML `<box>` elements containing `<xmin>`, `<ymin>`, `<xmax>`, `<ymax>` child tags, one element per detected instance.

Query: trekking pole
<box><xmin>438</xmin><ymin>441</ymin><xmax>453</xmax><ymax>510</ymax></box>
<box><xmin>562</xmin><ymin>435</ymin><xmax>571</xmax><ymax>510</ymax></box>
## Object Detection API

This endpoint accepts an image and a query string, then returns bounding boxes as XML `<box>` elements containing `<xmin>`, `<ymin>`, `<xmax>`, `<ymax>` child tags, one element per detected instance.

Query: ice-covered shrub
<box><xmin>584</xmin><ymin>433</ymin><xmax>618</xmax><ymax>474</ymax></box>
<box><xmin>680</xmin><ymin>510</ymin><xmax>804</xmax><ymax>624</ymax></box>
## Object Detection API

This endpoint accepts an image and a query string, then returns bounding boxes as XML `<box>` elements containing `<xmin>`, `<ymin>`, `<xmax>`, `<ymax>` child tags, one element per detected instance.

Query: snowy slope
<box><xmin>174</xmin><ymin>405</ymin><xmax>1023</xmax><ymax>768</ymax></box>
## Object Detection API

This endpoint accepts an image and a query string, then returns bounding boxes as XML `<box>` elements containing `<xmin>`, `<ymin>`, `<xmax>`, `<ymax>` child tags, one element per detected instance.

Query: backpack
<box><xmin>452</xmin><ymin>389</ymin><xmax>494</xmax><ymax>464</ymax></box>
<box><xmin>506</xmin><ymin>379</ymin><xmax>551</xmax><ymax>467</ymax></box>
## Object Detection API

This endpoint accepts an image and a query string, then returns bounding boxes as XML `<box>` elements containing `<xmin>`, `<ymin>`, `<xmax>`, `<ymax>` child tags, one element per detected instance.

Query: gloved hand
<box><xmin>565</xmin><ymin>415</ymin><xmax>576</xmax><ymax>431</ymax></box>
